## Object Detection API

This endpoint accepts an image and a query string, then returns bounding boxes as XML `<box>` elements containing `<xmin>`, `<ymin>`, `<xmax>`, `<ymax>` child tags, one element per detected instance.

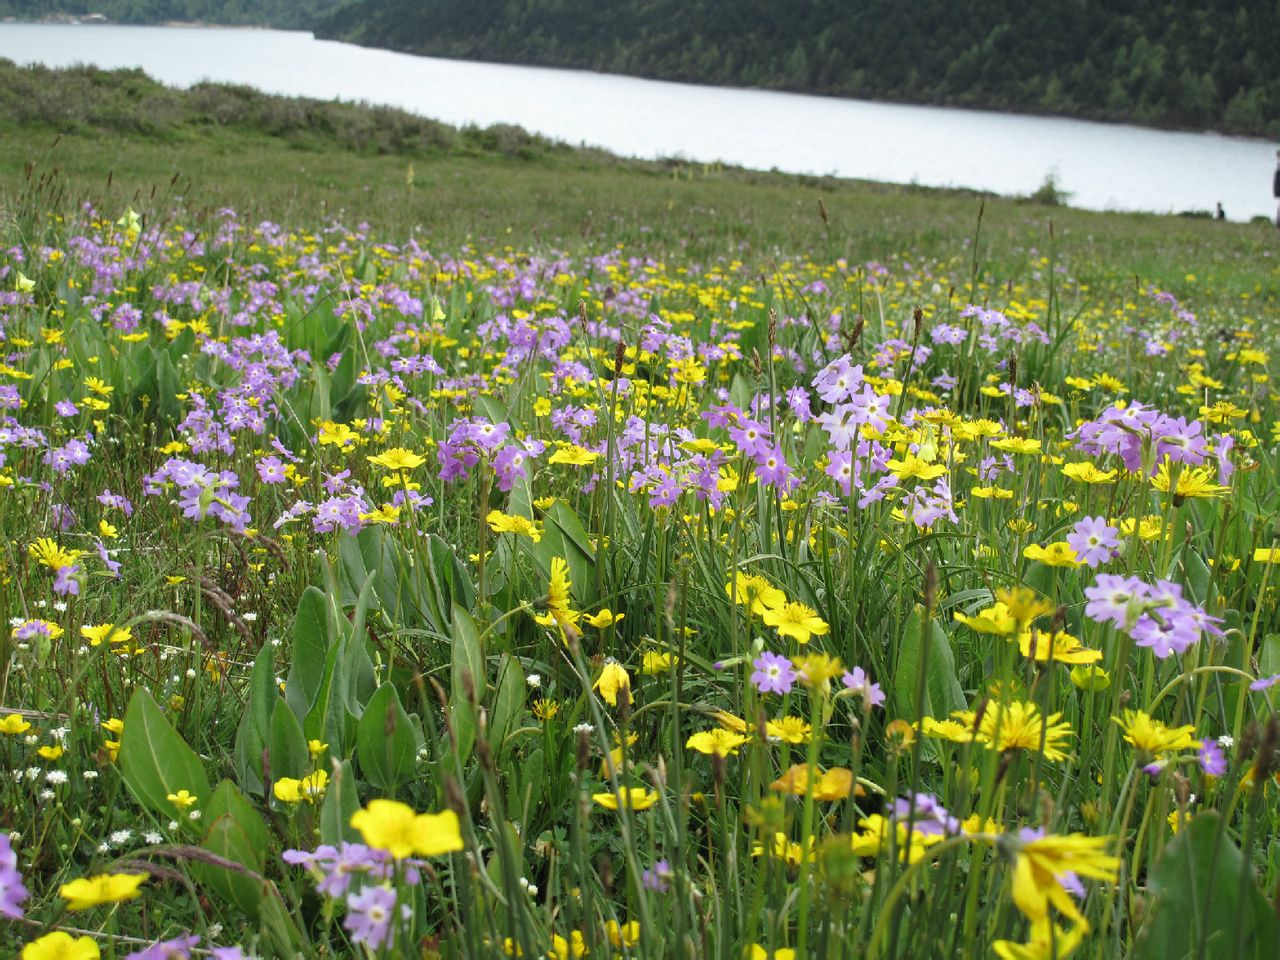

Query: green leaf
<box><xmin>285</xmin><ymin>586</ymin><xmax>331</xmax><ymax>722</ymax></box>
<box><xmin>268</xmin><ymin>699</ymin><xmax>309</xmax><ymax>784</ymax></box>
<box><xmin>196</xmin><ymin>814</ymin><xmax>265</xmax><ymax>918</ymax></box>
<box><xmin>487</xmin><ymin>653</ymin><xmax>525</xmax><ymax>765</ymax></box>
<box><xmin>319</xmin><ymin>759</ymin><xmax>361</xmax><ymax>846</ymax></box>
<box><xmin>1137</xmin><ymin>811</ymin><xmax>1277</xmax><ymax>959</ymax></box>
<box><xmin>357</xmin><ymin>683</ymin><xmax>420</xmax><ymax>793</ymax></box>
<box><xmin>119</xmin><ymin>689</ymin><xmax>211</xmax><ymax>824</ymax></box>
<box><xmin>203</xmin><ymin>780</ymin><xmax>268</xmax><ymax>870</ymax></box>
<box><xmin>233</xmin><ymin>645</ymin><xmax>277</xmax><ymax>795</ymax></box>
<box><xmin>450</xmin><ymin>604</ymin><xmax>485</xmax><ymax>764</ymax></box>
<box><xmin>893</xmin><ymin>605</ymin><xmax>966</xmax><ymax>722</ymax></box>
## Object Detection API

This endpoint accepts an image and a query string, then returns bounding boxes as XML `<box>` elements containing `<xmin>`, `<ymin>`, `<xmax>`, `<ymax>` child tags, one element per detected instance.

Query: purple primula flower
<box><xmin>891</xmin><ymin>793</ymin><xmax>960</xmax><ymax>836</ymax></box>
<box><xmin>1130</xmin><ymin>611</ymin><xmax>1199</xmax><ymax>659</ymax></box>
<box><xmin>209</xmin><ymin>949</ymin><xmax>250</xmax><ymax>960</ymax></box>
<box><xmin>54</xmin><ymin>399</ymin><xmax>78</xmax><ymax>417</ymax></box>
<box><xmin>1066</xmin><ymin>516</ymin><xmax>1119</xmax><ymax>568</ymax></box>
<box><xmin>344</xmin><ymin>885</ymin><xmax>398</xmax><ymax>951</ymax></box>
<box><xmin>52</xmin><ymin>564</ymin><xmax>80</xmax><ymax>597</ymax></box>
<box><xmin>642</xmin><ymin>859</ymin><xmax>673</xmax><ymax>892</ymax></box>
<box><xmin>0</xmin><ymin>833</ymin><xmax>28</xmax><ymax>919</ymax></box>
<box><xmin>1083</xmin><ymin>574</ymin><xmax>1145</xmax><ymax>629</ymax></box>
<box><xmin>1198</xmin><ymin>739</ymin><xmax>1227</xmax><ymax>776</ymax></box>
<box><xmin>841</xmin><ymin>666</ymin><xmax>886</xmax><ymax>708</ymax></box>
<box><xmin>256</xmin><ymin>456</ymin><xmax>288</xmax><ymax>484</ymax></box>
<box><xmin>751</xmin><ymin>652</ymin><xmax>796</xmax><ymax>695</ymax></box>
<box><xmin>1249</xmin><ymin>673</ymin><xmax>1280</xmax><ymax>691</ymax></box>
<box><xmin>124</xmin><ymin>934</ymin><xmax>200</xmax><ymax>960</ymax></box>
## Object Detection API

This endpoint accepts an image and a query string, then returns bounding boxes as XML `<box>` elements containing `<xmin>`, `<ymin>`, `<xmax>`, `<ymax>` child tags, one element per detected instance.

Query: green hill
<box><xmin>316</xmin><ymin>0</ymin><xmax>1280</xmax><ymax>137</ymax></box>
<box><xmin>0</xmin><ymin>0</ymin><xmax>347</xmax><ymax>28</ymax></box>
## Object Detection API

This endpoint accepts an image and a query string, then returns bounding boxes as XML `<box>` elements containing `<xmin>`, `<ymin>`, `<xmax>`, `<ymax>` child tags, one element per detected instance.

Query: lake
<box><xmin>1</xmin><ymin>23</ymin><xmax>1275</xmax><ymax>222</ymax></box>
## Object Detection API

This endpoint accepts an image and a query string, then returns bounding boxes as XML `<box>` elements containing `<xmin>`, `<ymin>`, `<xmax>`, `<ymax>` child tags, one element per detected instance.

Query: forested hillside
<box><xmin>318</xmin><ymin>0</ymin><xmax>1280</xmax><ymax>136</ymax></box>
<box><xmin>0</xmin><ymin>0</ymin><xmax>347</xmax><ymax>28</ymax></box>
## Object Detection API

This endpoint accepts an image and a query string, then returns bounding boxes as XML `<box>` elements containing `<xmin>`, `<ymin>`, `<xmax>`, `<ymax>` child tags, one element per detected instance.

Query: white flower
<box><xmin>45</xmin><ymin>770</ymin><xmax>68</xmax><ymax>785</ymax></box>
<box><xmin>573</xmin><ymin>722</ymin><xmax>594</xmax><ymax>735</ymax></box>
<box><xmin>188</xmin><ymin>810</ymin><xmax>202</xmax><ymax>821</ymax></box>
<box><xmin>97</xmin><ymin>842</ymin><xmax>110</xmax><ymax>854</ymax></box>
<box><xmin>144</xmin><ymin>832</ymin><xmax>163</xmax><ymax>844</ymax></box>
<box><xmin>242</xmin><ymin>612</ymin><xmax>258</xmax><ymax>622</ymax></box>
<box><xmin>38</xmin><ymin>790</ymin><xmax>54</xmax><ymax>801</ymax></box>
<box><xmin>82</xmin><ymin>770</ymin><xmax>99</xmax><ymax>781</ymax></box>
<box><xmin>53</xmin><ymin>601</ymin><xmax>68</xmax><ymax>613</ymax></box>
<box><xmin>526</xmin><ymin>673</ymin><xmax>542</xmax><ymax>688</ymax></box>
<box><xmin>167</xmin><ymin>820</ymin><xmax>179</xmax><ymax>831</ymax></box>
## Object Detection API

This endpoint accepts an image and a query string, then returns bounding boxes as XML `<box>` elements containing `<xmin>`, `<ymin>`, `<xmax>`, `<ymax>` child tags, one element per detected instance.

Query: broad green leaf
<box><xmin>196</xmin><ymin>814</ymin><xmax>265</xmax><ymax>919</ymax></box>
<box><xmin>285</xmin><ymin>586</ymin><xmax>331</xmax><ymax>722</ymax></box>
<box><xmin>1138</xmin><ymin>811</ymin><xmax>1277</xmax><ymax>959</ymax></box>
<box><xmin>357</xmin><ymin>683</ymin><xmax>420</xmax><ymax>793</ymax></box>
<box><xmin>893</xmin><ymin>605</ymin><xmax>966</xmax><ymax>722</ymax></box>
<box><xmin>203</xmin><ymin>780</ymin><xmax>268</xmax><ymax>870</ymax></box>
<box><xmin>488</xmin><ymin>653</ymin><xmax>525</xmax><ymax>764</ymax></box>
<box><xmin>450</xmin><ymin>604</ymin><xmax>485</xmax><ymax>764</ymax></box>
<box><xmin>119</xmin><ymin>689</ymin><xmax>211</xmax><ymax>824</ymax></box>
<box><xmin>319</xmin><ymin>759</ymin><xmax>361</xmax><ymax>846</ymax></box>
<box><xmin>268</xmin><ymin>699</ymin><xmax>309</xmax><ymax>784</ymax></box>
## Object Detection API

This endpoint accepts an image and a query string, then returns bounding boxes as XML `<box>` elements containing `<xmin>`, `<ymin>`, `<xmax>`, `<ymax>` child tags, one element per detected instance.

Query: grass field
<box><xmin>0</xmin><ymin>62</ymin><xmax>1278</xmax><ymax>960</ymax></box>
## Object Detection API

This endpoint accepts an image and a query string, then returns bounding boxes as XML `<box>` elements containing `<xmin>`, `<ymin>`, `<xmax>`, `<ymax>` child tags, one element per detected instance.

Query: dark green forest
<box><xmin>316</xmin><ymin>0</ymin><xmax>1280</xmax><ymax>136</ymax></box>
<box><xmin>0</xmin><ymin>0</ymin><xmax>345</xmax><ymax>28</ymax></box>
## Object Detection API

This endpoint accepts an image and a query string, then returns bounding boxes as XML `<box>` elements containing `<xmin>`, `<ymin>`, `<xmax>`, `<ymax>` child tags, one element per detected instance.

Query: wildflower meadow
<box><xmin>0</xmin><ymin>177</ymin><xmax>1277</xmax><ymax>960</ymax></box>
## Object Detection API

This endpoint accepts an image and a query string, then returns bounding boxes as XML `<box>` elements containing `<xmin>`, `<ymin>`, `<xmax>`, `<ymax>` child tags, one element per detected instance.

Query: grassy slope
<box><xmin>0</xmin><ymin>63</ymin><xmax>1274</xmax><ymax>299</ymax></box>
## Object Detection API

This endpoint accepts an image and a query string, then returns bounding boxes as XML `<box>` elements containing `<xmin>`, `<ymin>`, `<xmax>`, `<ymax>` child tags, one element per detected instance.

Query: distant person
<box><xmin>1215</xmin><ymin>202</ymin><xmax>1225</xmax><ymax>220</ymax></box>
<box><xmin>1275</xmin><ymin>150</ymin><xmax>1280</xmax><ymax>227</ymax></box>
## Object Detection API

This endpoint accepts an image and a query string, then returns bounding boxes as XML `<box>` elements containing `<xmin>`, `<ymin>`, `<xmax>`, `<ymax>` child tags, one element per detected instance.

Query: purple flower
<box><xmin>0</xmin><ymin>833</ymin><xmax>28</xmax><ymax>919</ymax></box>
<box><xmin>841</xmin><ymin>666</ymin><xmax>886</xmax><ymax>708</ymax></box>
<box><xmin>344</xmin><ymin>885</ymin><xmax>398</xmax><ymax>951</ymax></box>
<box><xmin>1198</xmin><ymin>739</ymin><xmax>1227</xmax><ymax>776</ymax></box>
<box><xmin>256</xmin><ymin>456</ymin><xmax>287</xmax><ymax>484</ymax></box>
<box><xmin>751</xmin><ymin>652</ymin><xmax>797</xmax><ymax>695</ymax></box>
<box><xmin>55</xmin><ymin>400</ymin><xmax>78</xmax><ymax>417</ymax></box>
<box><xmin>1250</xmin><ymin>673</ymin><xmax>1280</xmax><ymax>692</ymax></box>
<box><xmin>1083</xmin><ymin>574</ymin><xmax>1144</xmax><ymax>629</ymax></box>
<box><xmin>642</xmin><ymin>859</ymin><xmax>673</xmax><ymax>892</ymax></box>
<box><xmin>1130</xmin><ymin>611</ymin><xmax>1199</xmax><ymax>659</ymax></box>
<box><xmin>124</xmin><ymin>934</ymin><xmax>200</xmax><ymax>960</ymax></box>
<box><xmin>209</xmin><ymin>949</ymin><xmax>250</xmax><ymax>960</ymax></box>
<box><xmin>1067</xmin><ymin>516</ymin><xmax>1119</xmax><ymax>568</ymax></box>
<box><xmin>52</xmin><ymin>564</ymin><xmax>80</xmax><ymax>597</ymax></box>
<box><xmin>891</xmin><ymin>793</ymin><xmax>960</xmax><ymax>836</ymax></box>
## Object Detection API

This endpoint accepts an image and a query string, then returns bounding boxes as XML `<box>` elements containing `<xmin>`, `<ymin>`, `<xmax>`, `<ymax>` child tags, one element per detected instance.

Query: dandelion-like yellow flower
<box><xmin>1112</xmin><ymin>709</ymin><xmax>1199</xmax><ymax>757</ymax></box>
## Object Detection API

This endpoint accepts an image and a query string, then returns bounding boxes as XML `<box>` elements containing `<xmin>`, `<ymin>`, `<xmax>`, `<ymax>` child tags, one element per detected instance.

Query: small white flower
<box><xmin>185</xmin><ymin>669</ymin><xmax>197</xmax><ymax>679</ymax></box>
<box><xmin>23</xmin><ymin>735</ymin><xmax>37</xmax><ymax>746</ymax></box>
<box><xmin>53</xmin><ymin>601</ymin><xmax>68</xmax><ymax>613</ymax></box>
<box><xmin>110</xmin><ymin>829</ymin><xmax>133</xmax><ymax>846</ymax></box>
<box><xmin>82</xmin><ymin>770</ymin><xmax>99</xmax><ymax>781</ymax></box>
<box><xmin>97</xmin><ymin>842</ymin><xmax>111</xmax><ymax>854</ymax></box>
<box><xmin>526</xmin><ymin>673</ymin><xmax>542</xmax><ymax>688</ymax></box>
<box><xmin>46</xmin><ymin>770</ymin><xmax>68</xmax><ymax>785</ymax></box>
<box><xmin>167</xmin><ymin>820</ymin><xmax>179</xmax><ymax>831</ymax></box>
<box><xmin>573</xmin><ymin>722</ymin><xmax>594</xmax><ymax>735</ymax></box>
<box><xmin>242</xmin><ymin>612</ymin><xmax>258</xmax><ymax>622</ymax></box>
<box><xmin>38</xmin><ymin>789</ymin><xmax>54</xmax><ymax>801</ymax></box>
<box><xmin>1218</xmin><ymin>735</ymin><xmax>1235</xmax><ymax>749</ymax></box>
<box><xmin>25</xmin><ymin>767</ymin><xmax>41</xmax><ymax>781</ymax></box>
<box><xmin>188</xmin><ymin>810</ymin><xmax>201</xmax><ymax>821</ymax></box>
<box><xmin>144</xmin><ymin>832</ymin><xmax>163</xmax><ymax>845</ymax></box>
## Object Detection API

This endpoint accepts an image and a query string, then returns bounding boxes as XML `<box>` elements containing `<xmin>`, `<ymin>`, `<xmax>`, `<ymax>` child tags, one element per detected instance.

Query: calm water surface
<box><xmin>1</xmin><ymin>23</ymin><xmax>1275</xmax><ymax>222</ymax></box>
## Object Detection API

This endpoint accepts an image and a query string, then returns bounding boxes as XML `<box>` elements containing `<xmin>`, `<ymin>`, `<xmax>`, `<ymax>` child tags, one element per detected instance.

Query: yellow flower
<box><xmin>885</xmin><ymin>454</ymin><xmax>947</xmax><ymax>481</ymax></box>
<box><xmin>792</xmin><ymin>652</ymin><xmax>843</xmax><ymax>693</ymax></box>
<box><xmin>21</xmin><ymin>932</ymin><xmax>100</xmax><ymax>960</ymax></box>
<box><xmin>762</xmin><ymin>602</ymin><xmax>829</xmax><ymax>644</ymax></box>
<box><xmin>166</xmin><ymin>790</ymin><xmax>198</xmax><ymax>809</ymax></box>
<box><xmin>535</xmin><ymin>557</ymin><xmax>580</xmax><ymax>630</ymax></box>
<box><xmin>83</xmin><ymin>376</ymin><xmax>113</xmax><ymax>397</ymax></box>
<box><xmin>994</xmin><ymin>587</ymin><xmax>1054</xmax><ymax>628</ymax></box>
<box><xmin>28</xmin><ymin>537</ymin><xmax>83</xmax><ymax>571</ymax></box>
<box><xmin>993</xmin><ymin>918</ymin><xmax>1086</xmax><ymax>960</ymax></box>
<box><xmin>641</xmin><ymin>650</ymin><xmax>676</xmax><ymax>674</ymax></box>
<box><xmin>1017</xmin><ymin>630</ymin><xmax>1102</xmax><ymax>665</ymax></box>
<box><xmin>594</xmin><ymin>661</ymin><xmax>631</xmax><ymax>707</ymax></box>
<box><xmin>366</xmin><ymin>447</ymin><xmax>426</xmax><ymax>471</ymax></box>
<box><xmin>954</xmin><ymin>602</ymin><xmax>1018</xmax><ymax>635</ymax></box>
<box><xmin>582</xmin><ymin>608</ymin><xmax>624</xmax><ymax>629</ymax></box>
<box><xmin>80</xmin><ymin>624</ymin><xmax>132</xmax><ymax>647</ymax></box>
<box><xmin>769</xmin><ymin>764</ymin><xmax>854</xmax><ymax>801</ymax></box>
<box><xmin>38</xmin><ymin>745</ymin><xmax>64</xmax><ymax>760</ymax></box>
<box><xmin>308</xmin><ymin>739</ymin><xmax>328</xmax><ymax>757</ymax></box>
<box><xmin>531</xmin><ymin>697</ymin><xmax>560</xmax><ymax>721</ymax></box>
<box><xmin>748</xmin><ymin>947</ymin><xmax>797</xmax><ymax>960</ymax></box>
<box><xmin>317</xmin><ymin>421</ymin><xmax>359</xmax><ymax>447</ymax></box>
<box><xmin>1112</xmin><ymin>709</ymin><xmax>1199</xmax><ymax>757</ymax></box>
<box><xmin>765</xmin><ymin>717</ymin><xmax>813</xmax><ymax>744</ymax></box>
<box><xmin>606</xmin><ymin>920</ymin><xmax>641</xmax><ymax>949</ymax></box>
<box><xmin>991</xmin><ymin>437</ymin><xmax>1042</xmax><ymax>455</ymax></box>
<box><xmin>1254</xmin><ymin>547</ymin><xmax>1280</xmax><ymax>564</ymax></box>
<box><xmin>851</xmin><ymin>814</ymin><xmax>942</xmax><ymax>863</ymax></box>
<box><xmin>1151</xmin><ymin>462</ymin><xmax>1229</xmax><ymax>500</ymax></box>
<box><xmin>59</xmin><ymin>873</ymin><xmax>148</xmax><ymax>910</ymax></box>
<box><xmin>1010</xmin><ymin>832</ymin><xmax>1120</xmax><ymax>928</ymax></box>
<box><xmin>0</xmin><ymin>714</ymin><xmax>31</xmax><ymax>735</ymax></box>
<box><xmin>485</xmin><ymin>510</ymin><xmax>542</xmax><ymax>542</ymax></box>
<box><xmin>14</xmin><ymin>271</ymin><xmax>36</xmax><ymax>293</ymax></box>
<box><xmin>1022</xmin><ymin>542</ymin><xmax>1082</xmax><ymax>567</ymax></box>
<box><xmin>686</xmin><ymin>728</ymin><xmax>749</xmax><ymax>757</ymax></box>
<box><xmin>548</xmin><ymin>444</ymin><xmax>600</xmax><ymax>466</ymax></box>
<box><xmin>752</xmin><ymin>832</ymin><xmax>813</xmax><ymax>867</ymax></box>
<box><xmin>727</xmin><ymin>573</ymin><xmax>786</xmax><ymax>616</ymax></box>
<box><xmin>979</xmin><ymin>701</ymin><xmax>1073</xmax><ymax>761</ymax></box>
<box><xmin>1061</xmin><ymin>462</ymin><xmax>1117</xmax><ymax>484</ymax></box>
<box><xmin>550</xmin><ymin>931</ymin><xmax>588</xmax><ymax>960</ymax></box>
<box><xmin>918</xmin><ymin>716</ymin><xmax>976</xmax><ymax>743</ymax></box>
<box><xmin>350</xmin><ymin>799</ymin><xmax>464</xmax><ymax>858</ymax></box>
<box><xmin>591</xmin><ymin>787</ymin><xmax>658</xmax><ymax>811</ymax></box>
<box><xmin>98</xmin><ymin>520</ymin><xmax>118</xmax><ymax>539</ymax></box>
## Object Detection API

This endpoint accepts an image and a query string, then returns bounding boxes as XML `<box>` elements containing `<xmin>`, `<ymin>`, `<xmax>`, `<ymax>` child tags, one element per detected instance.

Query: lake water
<box><xmin>1</xmin><ymin>23</ymin><xmax>1276</xmax><ymax>222</ymax></box>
